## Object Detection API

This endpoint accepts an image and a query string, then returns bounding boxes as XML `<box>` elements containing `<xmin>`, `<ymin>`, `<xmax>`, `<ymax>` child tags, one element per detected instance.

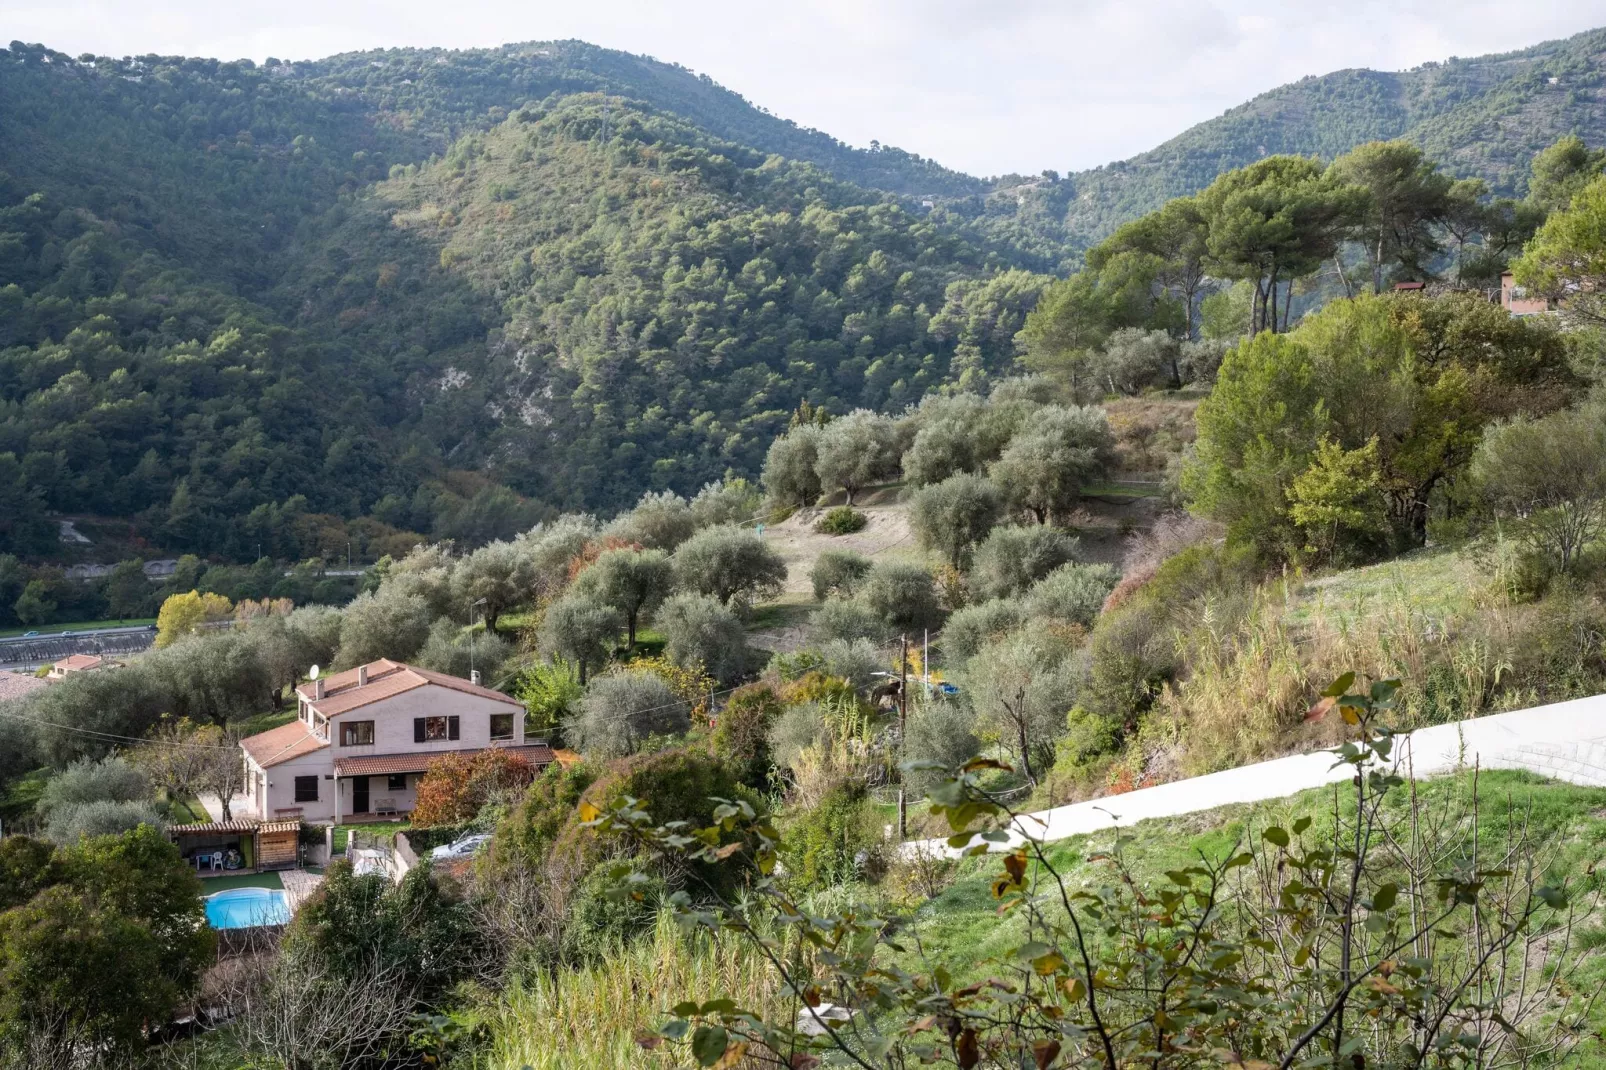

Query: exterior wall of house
<box><xmin>249</xmin><ymin>748</ymin><xmax>338</xmax><ymax>823</ymax></box>
<box><xmin>324</xmin><ymin>684</ymin><xmax>524</xmax><ymax>763</ymax></box>
<box><xmin>333</xmin><ymin>774</ymin><xmax>420</xmax><ymax>820</ymax></box>
<box><xmin>244</xmin><ymin>684</ymin><xmax>525</xmax><ymax>822</ymax></box>
<box><xmin>1502</xmin><ymin>274</ymin><xmax>1552</xmax><ymax>315</ymax></box>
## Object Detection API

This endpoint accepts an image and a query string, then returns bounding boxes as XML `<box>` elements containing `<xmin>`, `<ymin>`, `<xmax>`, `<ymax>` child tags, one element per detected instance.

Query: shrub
<box><xmin>490</xmin><ymin>762</ymin><xmax>599</xmax><ymax>873</ymax></box>
<box><xmin>808</xmin><ymin>598</ymin><xmax>887</xmax><ymax>645</ymax></box>
<box><xmin>902</xmin><ymin>700</ymin><xmax>982</xmax><ymax>796</ymax></box>
<box><xmin>940</xmin><ymin>599</ymin><xmax>1025</xmax><ymax>664</ymax></box>
<box><xmin>815</xmin><ymin>638</ymin><xmax>881</xmax><ymax>690</ymax></box>
<box><xmin>711</xmin><ymin>684</ymin><xmax>784</xmax><ymax>789</ymax></box>
<box><xmin>971</xmin><ymin>525</ymin><xmax>1080</xmax><ymax>601</ymax></box>
<box><xmin>909</xmin><ymin>473</ymin><xmax>1003</xmax><ymax>567</ymax></box>
<box><xmin>37</xmin><ymin>757</ymin><xmax>151</xmax><ymax>818</ymax></box>
<box><xmin>814</xmin><ymin>506</ymin><xmax>868</xmax><ymax>536</ymax></box>
<box><xmin>779</xmin><ymin>782</ymin><xmax>883</xmax><ymax>891</ymax></box>
<box><xmin>859</xmin><ymin>562</ymin><xmax>944</xmax><ymax>633</ymax></box>
<box><xmin>765</xmin><ymin>703</ymin><xmax>828</xmax><ymax>774</ymax></box>
<box><xmin>564</xmin><ymin>670</ymin><xmax>690</xmax><ymax>759</ymax></box>
<box><xmin>811</xmin><ymin>550</ymin><xmax>872</xmax><ymax>601</ymax></box>
<box><xmin>46</xmin><ymin>800</ymin><xmax>166</xmax><ymax>845</ymax></box>
<box><xmin>655</xmin><ymin>592</ymin><xmax>749</xmax><ymax>683</ymax></box>
<box><xmin>575</xmin><ymin>748</ymin><xmax>757</xmax><ymax>897</ymax></box>
<box><xmin>561</xmin><ymin>862</ymin><xmax>667</xmax><ymax>963</ymax></box>
<box><xmin>411</xmin><ymin>750</ymin><xmax>537</xmax><ymax>828</ymax></box>
<box><xmin>1023</xmin><ymin>562</ymin><xmax>1121</xmax><ymax>628</ymax></box>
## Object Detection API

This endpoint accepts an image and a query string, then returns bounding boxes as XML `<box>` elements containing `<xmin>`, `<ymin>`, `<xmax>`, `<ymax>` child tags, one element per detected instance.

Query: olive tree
<box><xmin>604</xmin><ymin>491</ymin><xmax>697</xmax><ymax>552</ymax></box>
<box><xmin>859</xmin><ymin>562</ymin><xmax>943</xmax><ymax>634</ymax></box>
<box><xmin>810</xmin><ymin>549</ymin><xmax>872</xmax><ymax>601</ymax></box>
<box><xmin>964</xmin><ymin>630</ymin><xmax>1074</xmax><ymax>787</ymax></box>
<box><xmin>537</xmin><ymin>594</ymin><xmax>623</xmax><ymax>685</ymax></box>
<box><xmin>909</xmin><ymin>472</ymin><xmax>1003</xmax><ymax>568</ymax></box>
<box><xmin>671</xmin><ymin>527</ymin><xmax>787</xmax><ymax>607</ymax></box>
<box><xmin>655</xmin><ymin>592</ymin><xmax>749</xmax><ymax>684</ymax></box>
<box><xmin>335</xmin><ymin>589</ymin><xmax>433</xmax><ymax>668</ymax></box>
<box><xmin>1472</xmin><ymin>402</ymin><xmax>1606</xmax><ymax>576</ymax></box>
<box><xmin>564</xmin><ymin>670</ymin><xmax>690</xmax><ymax>759</ymax></box>
<box><xmin>814</xmin><ymin>410</ymin><xmax>900</xmax><ymax>505</ymax></box>
<box><xmin>1023</xmin><ymin>562</ymin><xmax>1121</xmax><ymax>628</ymax></box>
<box><xmin>971</xmin><ymin>524</ymin><xmax>1080</xmax><ymax>600</ymax></box>
<box><xmin>990</xmin><ymin>404</ymin><xmax>1115</xmax><ymax>524</ymax></box>
<box><xmin>761</xmin><ymin>426</ymin><xmax>823</xmax><ymax>508</ymax></box>
<box><xmin>578</xmin><ymin>547</ymin><xmax>673</xmax><ymax>648</ymax></box>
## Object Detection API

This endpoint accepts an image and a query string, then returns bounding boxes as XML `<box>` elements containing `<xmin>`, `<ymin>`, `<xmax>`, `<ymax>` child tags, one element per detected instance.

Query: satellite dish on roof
<box><xmin>309</xmin><ymin>665</ymin><xmax>320</xmax><ymax>680</ymax></box>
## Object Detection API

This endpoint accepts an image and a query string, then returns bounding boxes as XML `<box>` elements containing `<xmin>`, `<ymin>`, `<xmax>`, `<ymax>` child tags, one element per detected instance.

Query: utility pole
<box><xmin>897</xmin><ymin>633</ymin><xmax>908</xmax><ymax>840</ymax></box>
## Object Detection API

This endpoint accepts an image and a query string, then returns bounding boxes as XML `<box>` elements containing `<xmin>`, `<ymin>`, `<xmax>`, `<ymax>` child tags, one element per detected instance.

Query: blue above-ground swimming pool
<box><xmin>205</xmin><ymin>887</ymin><xmax>291</xmax><ymax>929</ymax></box>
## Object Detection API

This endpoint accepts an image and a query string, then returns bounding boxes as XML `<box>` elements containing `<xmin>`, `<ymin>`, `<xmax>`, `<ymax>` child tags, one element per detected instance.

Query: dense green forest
<box><xmin>5</xmin><ymin>26</ymin><xmax>1606</xmax><ymax>569</ymax></box>
<box><xmin>1046</xmin><ymin>26</ymin><xmax>1606</xmax><ymax>245</ymax></box>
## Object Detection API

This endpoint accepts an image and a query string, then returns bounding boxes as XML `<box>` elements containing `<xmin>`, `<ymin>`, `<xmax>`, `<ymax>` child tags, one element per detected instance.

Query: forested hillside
<box><xmin>0</xmin><ymin>42</ymin><xmax>1040</xmax><ymax>562</ymax></box>
<box><xmin>6</xmin><ymin>25</ymin><xmax>1606</xmax><ymax>566</ymax></box>
<box><xmin>1047</xmin><ymin>26</ymin><xmax>1606</xmax><ymax>245</ymax></box>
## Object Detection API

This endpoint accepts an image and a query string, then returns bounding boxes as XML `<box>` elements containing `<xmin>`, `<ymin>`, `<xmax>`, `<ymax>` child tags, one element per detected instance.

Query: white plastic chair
<box><xmin>209</xmin><ymin>851</ymin><xmax>224</xmax><ymax>872</ymax></box>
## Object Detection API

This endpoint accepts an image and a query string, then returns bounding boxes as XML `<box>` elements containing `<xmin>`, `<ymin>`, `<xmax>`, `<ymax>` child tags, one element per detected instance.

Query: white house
<box><xmin>239</xmin><ymin>659</ymin><xmax>550</xmax><ymax>824</ymax></box>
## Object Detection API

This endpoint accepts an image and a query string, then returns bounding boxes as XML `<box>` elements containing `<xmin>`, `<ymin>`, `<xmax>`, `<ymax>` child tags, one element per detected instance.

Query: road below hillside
<box><xmin>0</xmin><ymin>625</ymin><xmax>156</xmax><ymax>672</ymax></box>
<box><xmin>909</xmin><ymin>693</ymin><xmax>1606</xmax><ymax>855</ymax></box>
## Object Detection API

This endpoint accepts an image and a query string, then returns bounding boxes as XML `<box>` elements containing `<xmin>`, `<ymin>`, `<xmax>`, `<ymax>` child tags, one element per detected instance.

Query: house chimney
<box><xmin>314</xmin><ymin>678</ymin><xmax>325</xmax><ymax>700</ymax></box>
<box><xmin>471</xmin><ymin>670</ymin><xmax>482</xmax><ymax>686</ymax></box>
<box><xmin>357</xmin><ymin>664</ymin><xmax>368</xmax><ymax>687</ymax></box>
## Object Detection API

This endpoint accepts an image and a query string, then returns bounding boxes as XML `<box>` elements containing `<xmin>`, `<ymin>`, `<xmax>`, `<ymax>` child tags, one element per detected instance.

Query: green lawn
<box><xmin>902</xmin><ymin>769</ymin><xmax>1606</xmax><ymax>985</ymax></box>
<box><xmin>167</xmin><ymin>794</ymin><xmax>212</xmax><ymax>824</ymax></box>
<box><xmin>233</xmin><ymin>709</ymin><xmax>297</xmax><ymax>737</ymax></box>
<box><xmin>0</xmin><ymin>767</ymin><xmax>50</xmax><ymax>826</ymax></box>
<box><xmin>333</xmin><ymin>820</ymin><xmax>410</xmax><ymax>854</ymax></box>
<box><xmin>199</xmin><ymin>870</ymin><xmax>284</xmax><ymax>892</ymax></box>
<box><xmin>1285</xmin><ymin>544</ymin><xmax>1485</xmax><ymax>629</ymax></box>
<box><xmin>0</xmin><ymin>617</ymin><xmax>154</xmax><ymax>638</ymax></box>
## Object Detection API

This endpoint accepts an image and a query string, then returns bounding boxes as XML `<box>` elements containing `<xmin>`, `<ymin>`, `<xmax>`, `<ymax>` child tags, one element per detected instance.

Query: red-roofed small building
<box><xmin>238</xmin><ymin>659</ymin><xmax>550</xmax><ymax>825</ymax></box>
<box><xmin>48</xmin><ymin>653</ymin><xmax>104</xmax><ymax>678</ymax></box>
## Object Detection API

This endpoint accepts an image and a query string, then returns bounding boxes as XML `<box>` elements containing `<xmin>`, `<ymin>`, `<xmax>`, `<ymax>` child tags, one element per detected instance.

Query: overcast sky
<box><xmin>8</xmin><ymin>1</ymin><xmax>1606</xmax><ymax>176</ymax></box>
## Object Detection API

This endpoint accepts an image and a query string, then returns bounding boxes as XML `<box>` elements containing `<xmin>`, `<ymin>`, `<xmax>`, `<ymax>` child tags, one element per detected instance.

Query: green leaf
<box><xmin>1537</xmin><ymin>886</ymin><xmax>1569</xmax><ymax>910</ymax></box>
<box><xmin>1373</xmin><ymin>883</ymin><xmax>1398</xmax><ymax>911</ymax></box>
<box><xmin>1263</xmin><ymin>827</ymin><xmax>1290</xmax><ymax>848</ymax></box>
<box><xmin>691</xmin><ymin>1024</ymin><xmax>729</xmax><ymax>1066</ymax></box>
<box><xmin>1292</xmin><ymin>816</ymin><xmax>1311</xmax><ymax>835</ymax></box>
<box><xmin>1322</xmin><ymin>672</ymin><xmax>1356</xmax><ymax>697</ymax></box>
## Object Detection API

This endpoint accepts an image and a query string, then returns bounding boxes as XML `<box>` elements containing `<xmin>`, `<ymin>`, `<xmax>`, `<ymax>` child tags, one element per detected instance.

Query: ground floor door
<box><xmin>352</xmin><ymin>776</ymin><xmax>369</xmax><ymax>815</ymax></box>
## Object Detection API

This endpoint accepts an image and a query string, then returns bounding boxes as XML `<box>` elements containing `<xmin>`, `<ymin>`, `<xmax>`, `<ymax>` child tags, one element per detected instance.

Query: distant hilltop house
<box><xmin>239</xmin><ymin>659</ymin><xmax>554</xmax><ymax>825</ymax></box>
<box><xmin>1500</xmin><ymin>272</ymin><xmax>1555</xmax><ymax>316</ymax></box>
<box><xmin>48</xmin><ymin>653</ymin><xmax>104</xmax><ymax>678</ymax></box>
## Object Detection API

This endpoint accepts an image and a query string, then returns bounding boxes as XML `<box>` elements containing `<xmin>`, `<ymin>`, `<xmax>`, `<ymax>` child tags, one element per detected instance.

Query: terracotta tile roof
<box><xmin>53</xmin><ymin>654</ymin><xmax>103</xmax><ymax>672</ymax></box>
<box><xmin>296</xmin><ymin>659</ymin><xmax>522</xmax><ymax>716</ymax></box>
<box><xmin>241</xmin><ymin>720</ymin><xmax>328</xmax><ymax>769</ymax></box>
<box><xmin>167</xmin><ymin>818</ymin><xmax>303</xmax><ymax>835</ymax></box>
<box><xmin>168</xmin><ymin>819</ymin><xmax>261</xmax><ymax>835</ymax></box>
<box><xmin>334</xmin><ymin>743</ymin><xmax>557</xmax><ymax>778</ymax></box>
<box><xmin>552</xmin><ymin>748</ymin><xmax>582</xmax><ymax>768</ymax></box>
<box><xmin>0</xmin><ymin>670</ymin><xmax>46</xmax><ymax>703</ymax></box>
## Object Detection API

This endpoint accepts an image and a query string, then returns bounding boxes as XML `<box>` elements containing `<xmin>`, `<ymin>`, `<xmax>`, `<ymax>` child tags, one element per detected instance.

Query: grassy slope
<box><xmin>907</xmin><ymin>768</ymin><xmax>1606</xmax><ymax>1055</ymax></box>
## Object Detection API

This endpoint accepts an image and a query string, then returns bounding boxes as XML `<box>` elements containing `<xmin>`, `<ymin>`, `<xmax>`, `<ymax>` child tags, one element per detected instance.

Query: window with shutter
<box><xmin>414</xmin><ymin>718</ymin><xmax>425</xmax><ymax>743</ymax></box>
<box><xmin>448</xmin><ymin>715</ymin><xmax>460</xmax><ymax>740</ymax></box>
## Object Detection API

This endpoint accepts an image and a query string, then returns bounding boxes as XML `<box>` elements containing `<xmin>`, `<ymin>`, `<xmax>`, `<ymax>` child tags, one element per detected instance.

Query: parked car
<box><xmin>20</xmin><ymin>631</ymin><xmax>37</xmax><ymax>638</ymax></box>
<box><xmin>430</xmin><ymin>833</ymin><xmax>491</xmax><ymax>861</ymax></box>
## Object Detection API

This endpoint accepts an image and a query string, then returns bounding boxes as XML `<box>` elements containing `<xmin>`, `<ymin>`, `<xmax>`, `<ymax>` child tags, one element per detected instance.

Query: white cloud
<box><xmin>7</xmin><ymin>0</ymin><xmax>1606</xmax><ymax>175</ymax></box>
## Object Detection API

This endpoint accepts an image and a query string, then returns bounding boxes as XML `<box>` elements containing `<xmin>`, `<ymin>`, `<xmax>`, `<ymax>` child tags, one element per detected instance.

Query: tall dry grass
<box><xmin>481</xmin><ymin>912</ymin><xmax>781</xmax><ymax>1069</ymax></box>
<box><xmin>1145</xmin><ymin>572</ymin><xmax>1606</xmax><ymax>778</ymax></box>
